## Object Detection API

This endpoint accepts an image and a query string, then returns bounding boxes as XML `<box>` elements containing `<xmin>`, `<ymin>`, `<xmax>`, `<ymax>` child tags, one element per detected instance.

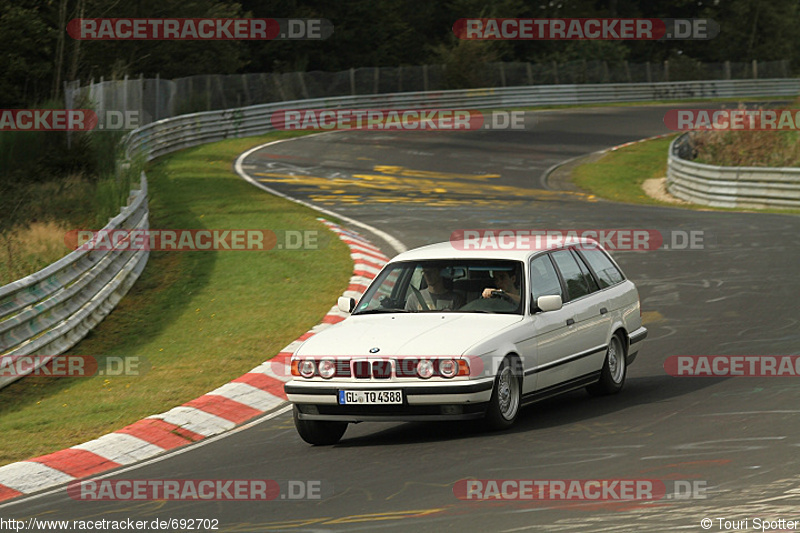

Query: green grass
<box><xmin>571</xmin><ymin>135</ymin><xmax>800</xmax><ymax>214</ymax></box>
<box><xmin>572</xmin><ymin>136</ymin><xmax>677</xmax><ymax>205</ymax></box>
<box><xmin>0</xmin><ymin>132</ymin><xmax>352</xmax><ymax>465</ymax></box>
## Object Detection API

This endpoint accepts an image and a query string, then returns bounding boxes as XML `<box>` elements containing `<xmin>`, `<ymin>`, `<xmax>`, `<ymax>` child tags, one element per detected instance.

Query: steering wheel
<box><xmin>490</xmin><ymin>290</ymin><xmax>514</xmax><ymax>302</ymax></box>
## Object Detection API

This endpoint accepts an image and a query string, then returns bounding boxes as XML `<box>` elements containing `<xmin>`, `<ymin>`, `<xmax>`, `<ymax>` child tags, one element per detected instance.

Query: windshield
<box><xmin>353</xmin><ymin>259</ymin><xmax>525</xmax><ymax>315</ymax></box>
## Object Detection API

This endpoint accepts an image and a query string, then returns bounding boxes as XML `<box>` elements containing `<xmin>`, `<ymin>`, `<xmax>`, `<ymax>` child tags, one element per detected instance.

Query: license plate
<box><xmin>338</xmin><ymin>390</ymin><xmax>403</xmax><ymax>405</ymax></box>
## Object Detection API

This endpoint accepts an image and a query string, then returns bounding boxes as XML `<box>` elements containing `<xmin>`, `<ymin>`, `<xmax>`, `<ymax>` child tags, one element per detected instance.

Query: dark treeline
<box><xmin>2</xmin><ymin>0</ymin><xmax>799</xmax><ymax>108</ymax></box>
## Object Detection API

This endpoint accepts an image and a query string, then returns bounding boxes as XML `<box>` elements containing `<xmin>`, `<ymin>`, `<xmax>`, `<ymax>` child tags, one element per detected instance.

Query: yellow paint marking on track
<box><xmin>254</xmin><ymin>164</ymin><xmax>593</xmax><ymax>207</ymax></box>
<box><xmin>373</xmin><ymin>165</ymin><xmax>501</xmax><ymax>180</ymax></box>
<box><xmin>322</xmin><ymin>508</ymin><xmax>446</xmax><ymax>524</ymax></box>
<box><xmin>641</xmin><ymin>311</ymin><xmax>664</xmax><ymax>325</ymax></box>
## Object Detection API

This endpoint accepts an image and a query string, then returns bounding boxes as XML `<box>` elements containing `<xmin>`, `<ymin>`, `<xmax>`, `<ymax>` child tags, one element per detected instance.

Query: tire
<box><xmin>587</xmin><ymin>334</ymin><xmax>627</xmax><ymax>396</ymax></box>
<box><xmin>483</xmin><ymin>357</ymin><xmax>522</xmax><ymax>430</ymax></box>
<box><xmin>293</xmin><ymin>405</ymin><xmax>348</xmax><ymax>445</ymax></box>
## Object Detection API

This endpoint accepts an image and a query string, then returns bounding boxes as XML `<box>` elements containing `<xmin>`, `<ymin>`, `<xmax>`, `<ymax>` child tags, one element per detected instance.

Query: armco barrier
<box><xmin>0</xmin><ymin>176</ymin><xmax>149</xmax><ymax>389</ymax></box>
<box><xmin>125</xmin><ymin>78</ymin><xmax>800</xmax><ymax>161</ymax></box>
<box><xmin>667</xmin><ymin>133</ymin><xmax>800</xmax><ymax>208</ymax></box>
<box><xmin>4</xmin><ymin>77</ymin><xmax>799</xmax><ymax>390</ymax></box>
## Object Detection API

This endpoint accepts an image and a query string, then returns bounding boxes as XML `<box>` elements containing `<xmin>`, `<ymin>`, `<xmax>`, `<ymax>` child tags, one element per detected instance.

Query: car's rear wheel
<box><xmin>293</xmin><ymin>405</ymin><xmax>348</xmax><ymax>445</ymax></box>
<box><xmin>587</xmin><ymin>334</ymin><xmax>626</xmax><ymax>396</ymax></box>
<box><xmin>483</xmin><ymin>356</ymin><xmax>522</xmax><ymax>430</ymax></box>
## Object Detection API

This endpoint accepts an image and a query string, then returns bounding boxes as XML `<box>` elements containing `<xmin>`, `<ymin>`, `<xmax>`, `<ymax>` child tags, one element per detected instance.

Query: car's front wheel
<box><xmin>587</xmin><ymin>334</ymin><xmax>626</xmax><ymax>396</ymax></box>
<box><xmin>293</xmin><ymin>405</ymin><xmax>348</xmax><ymax>445</ymax></box>
<box><xmin>483</xmin><ymin>356</ymin><xmax>522</xmax><ymax>430</ymax></box>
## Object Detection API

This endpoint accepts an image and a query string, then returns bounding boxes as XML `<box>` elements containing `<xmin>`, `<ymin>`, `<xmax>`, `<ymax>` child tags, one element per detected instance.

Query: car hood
<box><xmin>295</xmin><ymin>313</ymin><xmax>523</xmax><ymax>357</ymax></box>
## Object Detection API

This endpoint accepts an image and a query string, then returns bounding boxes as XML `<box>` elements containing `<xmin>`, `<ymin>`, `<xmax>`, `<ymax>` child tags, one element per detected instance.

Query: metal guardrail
<box><xmin>3</xmin><ymin>77</ymin><xmax>798</xmax><ymax>389</ymax></box>
<box><xmin>667</xmin><ymin>134</ymin><xmax>800</xmax><ymax>208</ymax></box>
<box><xmin>125</xmin><ymin>78</ymin><xmax>800</xmax><ymax>161</ymax></box>
<box><xmin>0</xmin><ymin>176</ymin><xmax>149</xmax><ymax>388</ymax></box>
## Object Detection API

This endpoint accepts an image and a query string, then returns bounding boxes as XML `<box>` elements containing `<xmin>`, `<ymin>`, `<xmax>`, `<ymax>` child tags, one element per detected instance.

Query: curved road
<box><xmin>4</xmin><ymin>104</ymin><xmax>800</xmax><ymax>532</ymax></box>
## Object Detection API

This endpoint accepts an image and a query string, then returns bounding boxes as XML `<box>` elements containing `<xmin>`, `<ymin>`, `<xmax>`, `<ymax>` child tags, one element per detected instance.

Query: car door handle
<box><xmin>566</xmin><ymin>318</ymin><xmax>575</xmax><ymax>326</ymax></box>
<box><xmin>600</xmin><ymin>307</ymin><xmax>608</xmax><ymax>315</ymax></box>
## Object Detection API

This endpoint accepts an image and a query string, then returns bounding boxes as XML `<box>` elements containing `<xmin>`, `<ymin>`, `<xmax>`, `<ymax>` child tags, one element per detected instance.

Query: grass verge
<box><xmin>571</xmin><ymin>136</ymin><xmax>677</xmax><ymax>205</ymax></box>
<box><xmin>570</xmin><ymin>135</ymin><xmax>800</xmax><ymax>214</ymax></box>
<box><xmin>0</xmin><ymin>131</ymin><xmax>353</xmax><ymax>466</ymax></box>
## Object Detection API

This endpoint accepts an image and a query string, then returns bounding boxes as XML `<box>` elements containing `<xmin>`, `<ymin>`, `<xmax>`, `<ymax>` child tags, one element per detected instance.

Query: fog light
<box><xmin>439</xmin><ymin>359</ymin><xmax>458</xmax><ymax>378</ymax></box>
<box><xmin>299</xmin><ymin>359</ymin><xmax>316</xmax><ymax>378</ymax></box>
<box><xmin>318</xmin><ymin>358</ymin><xmax>336</xmax><ymax>379</ymax></box>
<box><xmin>417</xmin><ymin>359</ymin><xmax>434</xmax><ymax>379</ymax></box>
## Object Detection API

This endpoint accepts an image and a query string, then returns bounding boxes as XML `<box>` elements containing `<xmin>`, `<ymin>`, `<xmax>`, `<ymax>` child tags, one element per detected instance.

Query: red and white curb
<box><xmin>0</xmin><ymin>219</ymin><xmax>389</xmax><ymax>503</ymax></box>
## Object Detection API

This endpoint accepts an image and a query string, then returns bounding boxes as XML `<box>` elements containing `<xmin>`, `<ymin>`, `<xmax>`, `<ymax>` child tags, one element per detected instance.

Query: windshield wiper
<box><xmin>353</xmin><ymin>308</ymin><xmax>412</xmax><ymax>315</ymax></box>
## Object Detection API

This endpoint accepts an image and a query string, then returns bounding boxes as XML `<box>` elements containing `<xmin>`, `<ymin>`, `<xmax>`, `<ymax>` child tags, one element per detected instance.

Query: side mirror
<box><xmin>338</xmin><ymin>296</ymin><xmax>355</xmax><ymax>313</ymax></box>
<box><xmin>537</xmin><ymin>295</ymin><xmax>563</xmax><ymax>312</ymax></box>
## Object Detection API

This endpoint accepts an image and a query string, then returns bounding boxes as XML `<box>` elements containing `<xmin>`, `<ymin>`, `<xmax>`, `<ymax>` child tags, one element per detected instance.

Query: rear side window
<box><xmin>570</xmin><ymin>248</ymin><xmax>600</xmax><ymax>293</ymax></box>
<box><xmin>578</xmin><ymin>248</ymin><xmax>624</xmax><ymax>288</ymax></box>
<box><xmin>530</xmin><ymin>254</ymin><xmax>562</xmax><ymax>303</ymax></box>
<box><xmin>550</xmin><ymin>249</ymin><xmax>591</xmax><ymax>301</ymax></box>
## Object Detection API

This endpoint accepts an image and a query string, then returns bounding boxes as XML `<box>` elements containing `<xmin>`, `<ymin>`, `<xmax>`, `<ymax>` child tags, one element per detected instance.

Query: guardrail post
<box><xmin>752</xmin><ymin>60</ymin><xmax>758</xmax><ymax>79</ymax></box>
<box><xmin>552</xmin><ymin>61</ymin><xmax>559</xmax><ymax>84</ymax></box>
<box><xmin>724</xmin><ymin>61</ymin><xmax>731</xmax><ymax>80</ymax></box>
<box><xmin>526</xmin><ymin>62</ymin><xmax>533</xmax><ymax>85</ymax></box>
<box><xmin>663</xmin><ymin>60</ymin><xmax>669</xmax><ymax>82</ymax></box>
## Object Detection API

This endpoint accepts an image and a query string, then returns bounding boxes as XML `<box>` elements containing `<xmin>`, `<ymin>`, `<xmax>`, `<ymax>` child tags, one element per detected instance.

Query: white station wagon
<box><xmin>285</xmin><ymin>238</ymin><xmax>647</xmax><ymax>445</ymax></box>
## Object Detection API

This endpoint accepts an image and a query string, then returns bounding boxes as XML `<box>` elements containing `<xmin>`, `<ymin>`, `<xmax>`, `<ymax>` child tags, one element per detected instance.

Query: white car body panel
<box><xmin>285</xmin><ymin>238</ymin><xmax>647</xmax><ymax>424</ymax></box>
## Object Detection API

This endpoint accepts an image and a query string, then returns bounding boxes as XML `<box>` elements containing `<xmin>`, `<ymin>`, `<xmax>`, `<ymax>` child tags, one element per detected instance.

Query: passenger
<box><xmin>406</xmin><ymin>265</ymin><xmax>465</xmax><ymax>311</ymax></box>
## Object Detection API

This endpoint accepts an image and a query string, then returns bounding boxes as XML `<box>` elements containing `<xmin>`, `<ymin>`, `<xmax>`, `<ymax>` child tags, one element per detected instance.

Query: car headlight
<box><xmin>439</xmin><ymin>359</ymin><xmax>458</xmax><ymax>378</ymax></box>
<box><xmin>318</xmin><ymin>358</ymin><xmax>336</xmax><ymax>379</ymax></box>
<box><xmin>417</xmin><ymin>359</ymin><xmax>434</xmax><ymax>379</ymax></box>
<box><xmin>299</xmin><ymin>359</ymin><xmax>316</xmax><ymax>378</ymax></box>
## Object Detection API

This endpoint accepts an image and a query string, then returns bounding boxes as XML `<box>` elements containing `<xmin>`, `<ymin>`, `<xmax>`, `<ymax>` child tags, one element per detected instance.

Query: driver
<box><xmin>481</xmin><ymin>269</ymin><xmax>521</xmax><ymax>304</ymax></box>
<box><xmin>406</xmin><ymin>265</ymin><xmax>465</xmax><ymax>311</ymax></box>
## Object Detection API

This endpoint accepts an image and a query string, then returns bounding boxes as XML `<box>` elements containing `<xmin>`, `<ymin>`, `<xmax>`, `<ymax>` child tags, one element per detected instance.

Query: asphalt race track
<box><xmin>4</xmin><ymin>104</ymin><xmax>800</xmax><ymax>532</ymax></box>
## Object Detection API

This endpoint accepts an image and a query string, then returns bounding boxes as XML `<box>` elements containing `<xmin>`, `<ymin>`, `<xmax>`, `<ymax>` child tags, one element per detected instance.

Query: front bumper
<box><xmin>285</xmin><ymin>378</ymin><xmax>495</xmax><ymax>422</ymax></box>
